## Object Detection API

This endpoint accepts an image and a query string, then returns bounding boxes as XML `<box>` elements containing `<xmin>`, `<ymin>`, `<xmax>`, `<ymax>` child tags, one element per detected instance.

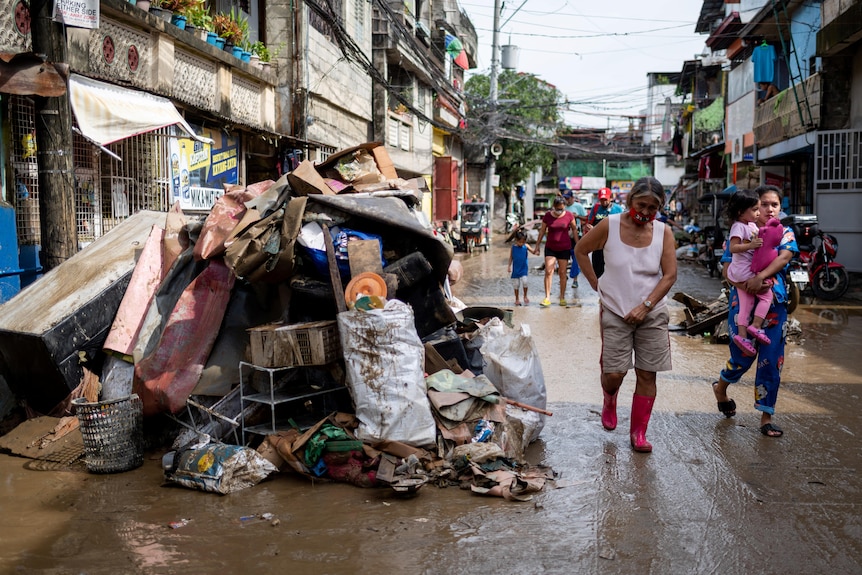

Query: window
<box><xmin>353</xmin><ymin>0</ymin><xmax>364</xmax><ymax>39</ymax></box>
<box><xmin>387</xmin><ymin>113</ymin><xmax>412</xmax><ymax>151</ymax></box>
<box><xmin>310</xmin><ymin>0</ymin><xmax>343</xmax><ymax>40</ymax></box>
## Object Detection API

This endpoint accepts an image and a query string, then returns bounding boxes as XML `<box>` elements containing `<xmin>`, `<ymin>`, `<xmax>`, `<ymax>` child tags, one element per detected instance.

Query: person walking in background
<box><xmin>712</xmin><ymin>185</ymin><xmax>798</xmax><ymax>438</ymax></box>
<box><xmin>724</xmin><ymin>189</ymin><xmax>772</xmax><ymax>356</ymax></box>
<box><xmin>575</xmin><ymin>177</ymin><xmax>677</xmax><ymax>453</ymax></box>
<box><xmin>583</xmin><ymin>187</ymin><xmax>623</xmax><ymax>278</ymax></box>
<box><xmin>508</xmin><ymin>230</ymin><xmax>532</xmax><ymax>306</ymax></box>
<box><xmin>534</xmin><ymin>196</ymin><xmax>579</xmax><ymax>308</ymax></box>
<box><xmin>563</xmin><ymin>191</ymin><xmax>587</xmax><ymax>289</ymax></box>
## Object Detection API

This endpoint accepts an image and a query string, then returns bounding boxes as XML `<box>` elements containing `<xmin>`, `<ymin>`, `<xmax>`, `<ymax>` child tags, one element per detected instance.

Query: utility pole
<box><xmin>29</xmin><ymin>0</ymin><xmax>77</xmax><ymax>270</ymax></box>
<box><xmin>484</xmin><ymin>0</ymin><xmax>501</xmax><ymax>235</ymax></box>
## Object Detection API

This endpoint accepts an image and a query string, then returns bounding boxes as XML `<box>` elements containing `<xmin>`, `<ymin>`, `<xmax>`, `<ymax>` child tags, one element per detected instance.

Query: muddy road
<box><xmin>2</xmin><ymin>238</ymin><xmax>861</xmax><ymax>574</ymax></box>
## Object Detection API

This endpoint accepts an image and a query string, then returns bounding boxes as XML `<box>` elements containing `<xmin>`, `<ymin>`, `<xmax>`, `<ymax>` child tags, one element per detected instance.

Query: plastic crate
<box><xmin>248</xmin><ymin>320</ymin><xmax>341</xmax><ymax>367</ymax></box>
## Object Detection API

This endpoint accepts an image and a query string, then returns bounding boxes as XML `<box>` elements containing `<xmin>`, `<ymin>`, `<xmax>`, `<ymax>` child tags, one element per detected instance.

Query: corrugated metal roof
<box><xmin>696</xmin><ymin>0</ymin><xmax>726</xmax><ymax>34</ymax></box>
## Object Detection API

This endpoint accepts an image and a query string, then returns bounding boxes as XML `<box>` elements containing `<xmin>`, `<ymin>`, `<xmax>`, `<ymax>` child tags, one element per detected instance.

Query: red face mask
<box><xmin>629</xmin><ymin>207</ymin><xmax>656</xmax><ymax>225</ymax></box>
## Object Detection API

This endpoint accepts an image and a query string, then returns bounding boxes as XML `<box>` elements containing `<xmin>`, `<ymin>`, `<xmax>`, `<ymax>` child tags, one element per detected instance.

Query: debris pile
<box><xmin>0</xmin><ymin>142</ymin><xmax>555</xmax><ymax>500</ymax></box>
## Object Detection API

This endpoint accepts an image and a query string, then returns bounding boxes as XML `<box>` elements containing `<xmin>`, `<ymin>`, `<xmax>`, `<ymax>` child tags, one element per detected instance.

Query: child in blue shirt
<box><xmin>508</xmin><ymin>230</ymin><xmax>532</xmax><ymax>306</ymax></box>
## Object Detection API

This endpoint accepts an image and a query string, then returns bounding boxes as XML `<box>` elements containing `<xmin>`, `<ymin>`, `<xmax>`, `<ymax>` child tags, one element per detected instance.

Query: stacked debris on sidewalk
<box><xmin>0</xmin><ymin>142</ymin><xmax>555</xmax><ymax>500</ymax></box>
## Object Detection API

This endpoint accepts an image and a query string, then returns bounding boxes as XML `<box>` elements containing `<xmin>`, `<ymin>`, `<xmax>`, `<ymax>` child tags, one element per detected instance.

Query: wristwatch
<box><xmin>643</xmin><ymin>300</ymin><xmax>653</xmax><ymax>309</ymax></box>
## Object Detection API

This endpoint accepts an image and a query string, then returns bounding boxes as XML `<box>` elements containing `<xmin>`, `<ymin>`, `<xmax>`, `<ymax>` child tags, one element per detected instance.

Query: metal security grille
<box><xmin>74</xmin><ymin>132</ymin><xmax>99</xmax><ymax>245</ymax></box>
<box><xmin>8</xmin><ymin>95</ymin><xmax>176</xmax><ymax>247</ymax></box>
<box><xmin>316</xmin><ymin>145</ymin><xmax>336</xmax><ymax>163</ymax></box>
<box><xmin>8</xmin><ymin>95</ymin><xmax>40</xmax><ymax>245</ymax></box>
<box><xmin>99</xmin><ymin>128</ymin><xmax>173</xmax><ymax>236</ymax></box>
<box><xmin>815</xmin><ymin>129</ymin><xmax>862</xmax><ymax>190</ymax></box>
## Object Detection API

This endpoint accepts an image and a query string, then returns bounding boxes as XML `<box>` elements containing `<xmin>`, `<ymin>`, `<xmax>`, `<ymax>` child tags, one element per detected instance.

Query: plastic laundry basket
<box><xmin>72</xmin><ymin>394</ymin><xmax>144</xmax><ymax>473</ymax></box>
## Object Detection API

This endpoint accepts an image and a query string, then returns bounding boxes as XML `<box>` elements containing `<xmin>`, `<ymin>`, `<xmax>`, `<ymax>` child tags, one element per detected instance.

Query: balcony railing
<box><xmin>754</xmin><ymin>73</ymin><xmax>821</xmax><ymax>148</ymax></box>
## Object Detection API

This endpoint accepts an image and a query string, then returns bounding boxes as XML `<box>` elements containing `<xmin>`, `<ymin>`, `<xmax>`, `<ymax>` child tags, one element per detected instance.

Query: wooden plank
<box><xmin>321</xmin><ymin>223</ymin><xmax>348</xmax><ymax>313</ymax></box>
<box><xmin>347</xmin><ymin>239</ymin><xmax>383</xmax><ymax>276</ymax></box>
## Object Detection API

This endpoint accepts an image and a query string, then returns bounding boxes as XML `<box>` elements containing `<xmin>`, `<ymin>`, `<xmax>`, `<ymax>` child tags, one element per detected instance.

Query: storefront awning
<box><xmin>69</xmin><ymin>74</ymin><xmax>213</xmax><ymax>146</ymax></box>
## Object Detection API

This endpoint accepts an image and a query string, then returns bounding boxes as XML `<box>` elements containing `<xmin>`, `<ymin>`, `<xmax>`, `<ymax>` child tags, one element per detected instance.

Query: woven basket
<box><xmin>72</xmin><ymin>394</ymin><xmax>144</xmax><ymax>473</ymax></box>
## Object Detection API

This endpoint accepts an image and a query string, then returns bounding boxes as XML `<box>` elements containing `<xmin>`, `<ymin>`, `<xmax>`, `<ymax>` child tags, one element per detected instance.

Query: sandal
<box><xmin>747</xmin><ymin>326</ymin><xmax>772</xmax><ymax>345</ymax></box>
<box><xmin>732</xmin><ymin>334</ymin><xmax>757</xmax><ymax>357</ymax></box>
<box><xmin>760</xmin><ymin>423</ymin><xmax>783</xmax><ymax>437</ymax></box>
<box><xmin>712</xmin><ymin>381</ymin><xmax>736</xmax><ymax>418</ymax></box>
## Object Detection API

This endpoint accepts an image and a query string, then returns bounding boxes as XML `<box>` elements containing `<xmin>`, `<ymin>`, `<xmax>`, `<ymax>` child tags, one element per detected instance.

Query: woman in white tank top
<box><xmin>574</xmin><ymin>177</ymin><xmax>678</xmax><ymax>453</ymax></box>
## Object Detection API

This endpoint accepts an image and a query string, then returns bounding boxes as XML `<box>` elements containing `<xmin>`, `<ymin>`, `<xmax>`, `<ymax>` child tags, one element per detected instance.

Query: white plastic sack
<box><xmin>338</xmin><ymin>299</ymin><xmax>436</xmax><ymax>447</ymax></box>
<box><xmin>479</xmin><ymin>318</ymin><xmax>547</xmax><ymax>442</ymax></box>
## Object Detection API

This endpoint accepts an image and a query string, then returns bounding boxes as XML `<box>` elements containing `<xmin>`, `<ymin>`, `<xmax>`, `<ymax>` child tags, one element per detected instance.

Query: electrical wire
<box><xmin>302</xmin><ymin>0</ymin><xmax>467</xmax><ymax>132</ymax></box>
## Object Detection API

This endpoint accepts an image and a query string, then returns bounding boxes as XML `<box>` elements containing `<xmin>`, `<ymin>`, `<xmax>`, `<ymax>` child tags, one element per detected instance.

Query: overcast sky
<box><xmin>460</xmin><ymin>1</ymin><xmax>710</xmax><ymax>131</ymax></box>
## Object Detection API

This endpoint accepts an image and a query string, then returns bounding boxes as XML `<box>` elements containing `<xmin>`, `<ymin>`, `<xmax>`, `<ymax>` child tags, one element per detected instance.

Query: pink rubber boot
<box><xmin>601</xmin><ymin>389</ymin><xmax>618</xmax><ymax>430</ymax></box>
<box><xmin>630</xmin><ymin>394</ymin><xmax>656</xmax><ymax>453</ymax></box>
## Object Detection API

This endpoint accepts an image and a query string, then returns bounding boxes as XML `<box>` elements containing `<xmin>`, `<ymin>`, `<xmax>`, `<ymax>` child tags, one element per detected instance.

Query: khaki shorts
<box><xmin>600</xmin><ymin>305</ymin><xmax>672</xmax><ymax>373</ymax></box>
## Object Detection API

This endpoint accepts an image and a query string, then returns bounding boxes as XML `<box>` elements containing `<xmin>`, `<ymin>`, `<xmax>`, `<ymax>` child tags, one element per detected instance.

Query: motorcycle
<box><xmin>697</xmin><ymin>190</ymin><xmax>732</xmax><ymax>278</ymax></box>
<box><xmin>505</xmin><ymin>199</ymin><xmax>525</xmax><ymax>233</ymax></box>
<box><xmin>505</xmin><ymin>211</ymin><xmax>524</xmax><ymax>233</ymax></box>
<box><xmin>685</xmin><ymin>224</ymin><xmax>724</xmax><ymax>278</ymax></box>
<box><xmin>433</xmin><ymin>220</ymin><xmax>463</xmax><ymax>251</ymax></box>
<box><xmin>783</xmin><ymin>215</ymin><xmax>849</xmax><ymax>307</ymax></box>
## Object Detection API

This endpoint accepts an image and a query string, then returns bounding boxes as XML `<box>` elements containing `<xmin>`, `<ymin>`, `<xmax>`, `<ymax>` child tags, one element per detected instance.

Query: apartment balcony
<box><xmin>821</xmin><ymin>0</ymin><xmax>862</xmax><ymax>28</ymax></box>
<box><xmin>753</xmin><ymin>73</ymin><xmax>821</xmax><ymax>148</ymax></box>
<box><xmin>61</xmin><ymin>0</ymin><xmax>277</xmax><ymax>133</ymax></box>
<box><xmin>372</xmin><ymin>2</ymin><xmax>442</xmax><ymax>85</ymax></box>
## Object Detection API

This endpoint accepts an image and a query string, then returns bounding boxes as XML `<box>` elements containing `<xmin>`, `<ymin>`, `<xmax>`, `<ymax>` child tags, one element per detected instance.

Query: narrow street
<box><xmin>2</xmin><ymin>237</ymin><xmax>862</xmax><ymax>574</ymax></box>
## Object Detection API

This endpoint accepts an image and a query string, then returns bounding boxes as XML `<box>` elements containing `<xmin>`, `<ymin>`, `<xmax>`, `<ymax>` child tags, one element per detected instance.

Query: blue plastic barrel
<box><xmin>0</xmin><ymin>202</ymin><xmax>24</xmax><ymax>303</ymax></box>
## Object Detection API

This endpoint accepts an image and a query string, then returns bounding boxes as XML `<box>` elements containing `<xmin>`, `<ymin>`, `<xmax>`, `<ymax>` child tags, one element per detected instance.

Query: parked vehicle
<box><xmin>460</xmin><ymin>202</ymin><xmax>490</xmax><ymax>253</ymax></box>
<box><xmin>783</xmin><ymin>214</ymin><xmax>849</xmax><ymax>307</ymax></box>
<box><xmin>433</xmin><ymin>220</ymin><xmax>461</xmax><ymax>250</ymax></box>
<box><xmin>505</xmin><ymin>201</ymin><xmax>524</xmax><ymax>233</ymax></box>
<box><xmin>697</xmin><ymin>190</ymin><xmax>733</xmax><ymax>278</ymax></box>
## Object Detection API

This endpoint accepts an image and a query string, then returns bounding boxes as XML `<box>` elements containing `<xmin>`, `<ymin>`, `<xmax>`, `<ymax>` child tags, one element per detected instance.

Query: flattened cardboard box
<box><xmin>287</xmin><ymin>159</ymin><xmax>336</xmax><ymax>196</ymax></box>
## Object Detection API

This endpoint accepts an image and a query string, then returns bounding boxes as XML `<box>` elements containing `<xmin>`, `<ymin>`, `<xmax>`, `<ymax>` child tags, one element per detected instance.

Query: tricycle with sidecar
<box><xmin>460</xmin><ymin>202</ymin><xmax>490</xmax><ymax>253</ymax></box>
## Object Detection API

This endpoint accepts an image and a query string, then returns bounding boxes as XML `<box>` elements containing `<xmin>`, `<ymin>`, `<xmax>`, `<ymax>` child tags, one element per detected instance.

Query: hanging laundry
<box><xmin>661</xmin><ymin>97</ymin><xmax>672</xmax><ymax>142</ymax></box>
<box><xmin>671</xmin><ymin>128</ymin><xmax>683</xmax><ymax>158</ymax></box>
<box><xmin>752</xmin><ymin>43</ymin><xmax>776</xmax><ymax>84</ymax></box>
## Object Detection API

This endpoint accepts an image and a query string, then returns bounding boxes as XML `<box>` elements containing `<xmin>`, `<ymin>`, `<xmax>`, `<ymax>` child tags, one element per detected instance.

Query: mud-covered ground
<box><xmin>2</xmin><ymin>237</ymin><xmax>861</xmax><ymax>575</ymax></box>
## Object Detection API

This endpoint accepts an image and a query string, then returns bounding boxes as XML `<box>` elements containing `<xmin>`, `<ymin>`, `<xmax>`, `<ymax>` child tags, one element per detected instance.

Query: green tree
<box><xmin>464</xmin><ymin>70</ymin><xmax>562</xmax><ymax>198</ymax></box>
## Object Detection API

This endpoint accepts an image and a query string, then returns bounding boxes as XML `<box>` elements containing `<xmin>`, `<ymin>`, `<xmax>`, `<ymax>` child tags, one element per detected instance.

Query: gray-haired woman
<box><xmin>574</xmin><ymin>177</ymin><xmax>678</xmax><ymax>452</ymax></box>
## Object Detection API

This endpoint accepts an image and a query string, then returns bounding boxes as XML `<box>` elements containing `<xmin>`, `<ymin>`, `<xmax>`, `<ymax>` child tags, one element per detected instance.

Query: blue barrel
<box><xmin>0</xmin><ymin>202</ymin><xmax>24</xmax><ymax>304</ymax></box>
<box><xmin>18</xmin><ymin>244</ymin><xmax>42</xmax><ymax>288</ymax></box>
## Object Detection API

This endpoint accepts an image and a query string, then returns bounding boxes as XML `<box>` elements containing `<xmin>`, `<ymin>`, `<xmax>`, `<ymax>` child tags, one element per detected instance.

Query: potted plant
<box><xmin>183</xmin><ymin>0</ymin><xmax>211</xmax><ymax>42</ymax></box>
<box><xmin>162</xmin><ymin>0</ymin><xmax>193</xmax><ymax>28</ymax></box>
<box><xmin>213</xmin><ymin>10</ymin><xmax>242</xmax><ymax>50</ymax></box>
<box><xmin>148</xmin><ymin>0</ymin><xmax>173</xmax><ymax>22</ymax></box>
<box><xmin>249</xmin><ymin>40</ymin><xmax>265</xmax><ymax>68</ymax></box>
<box><xmin>251</xmin><ymin>41</ymin><xmax>268</xmax><ymax>62</ymax></box>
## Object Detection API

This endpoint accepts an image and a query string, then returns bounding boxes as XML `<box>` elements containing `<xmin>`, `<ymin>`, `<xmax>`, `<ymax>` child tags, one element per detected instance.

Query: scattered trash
<box><xmin>168</xmin><ymin>518</ymin><xmax>191</xmax><ymax>529</ymax></box>
<box><xmin>471</xmin><ymin>420</ymin><xmax>495</xmax><ymax>443</ymax></box>
<box><xmin>164</xmin><ymin>443</ymin><xmax>278</xmax><ymax>494</ymax></box>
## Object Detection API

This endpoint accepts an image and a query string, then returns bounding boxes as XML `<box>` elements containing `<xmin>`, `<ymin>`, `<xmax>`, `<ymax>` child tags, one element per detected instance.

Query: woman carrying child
<box><xmin>724</xmin><ymin>189</ymin><xmax>772</xmax><ymax>356</ymax></box>
<box><xmin>712</xmin><ymin>185</ymin><xmax>798</xmax><ymax>438</ymax></box>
